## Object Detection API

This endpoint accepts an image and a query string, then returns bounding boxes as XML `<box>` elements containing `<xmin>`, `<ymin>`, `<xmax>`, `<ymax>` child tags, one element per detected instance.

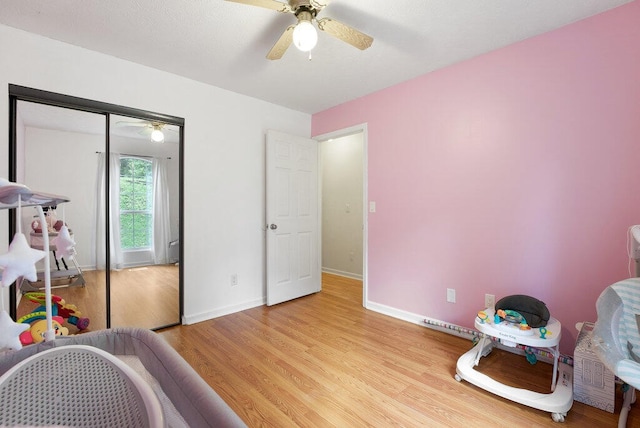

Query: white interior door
<box><xmin>266</xmin><ymin>130</ymin><xmax>320</xmax><ymax>306</ymax></box>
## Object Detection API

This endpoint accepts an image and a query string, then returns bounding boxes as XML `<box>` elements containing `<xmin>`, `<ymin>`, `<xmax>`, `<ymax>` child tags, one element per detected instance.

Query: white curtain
<box><xmin>152</xmin><ymin>157</ymin><xmax>171</xmax><ymax>265</ymax></box>
<box><xmin>95</xmin><ymin>152</ymin><xmax>123</xmax><ymax>270</ymax></box>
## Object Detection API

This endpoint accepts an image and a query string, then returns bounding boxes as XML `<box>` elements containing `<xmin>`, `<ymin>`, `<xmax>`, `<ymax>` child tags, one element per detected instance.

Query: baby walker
<box><xmin>455</xmin><ymin>297</ymin><xmax>573</xmax><ymax>422</ymax></box>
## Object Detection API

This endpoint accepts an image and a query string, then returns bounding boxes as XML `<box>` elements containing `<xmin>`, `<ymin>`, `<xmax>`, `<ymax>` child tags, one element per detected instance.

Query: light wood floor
<box><xmin>159</xmin><ymin>273</ymin><xmax>636</xmax><ymax>427</ymax></box>
<box><xmin>17</xmin><ymin>264</ymin><xmax>180</xmax><ymax>331</ymax></box>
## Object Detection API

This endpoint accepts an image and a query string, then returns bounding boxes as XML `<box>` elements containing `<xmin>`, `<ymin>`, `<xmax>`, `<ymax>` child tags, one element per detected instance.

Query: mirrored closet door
<box><xmin>9</xmin><ymin>85</ymin><xmax>183</xmax><ymax>332</ymax></box>
<box><xmin>107</xmin><ymin>115</ymin><xmax>181</xmax><ymax>329</ymax></box>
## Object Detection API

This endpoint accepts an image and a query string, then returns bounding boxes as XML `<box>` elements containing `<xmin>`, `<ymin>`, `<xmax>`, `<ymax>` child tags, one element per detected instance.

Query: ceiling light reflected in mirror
<box><xmin>113</xmin><ymin>116</ymin><xmax>178</xmax><ymax>144</ymax></box>
<box><xmin>150</xmin><ymin>125</ymin><xmax>165</xmax><ymax>143</ymax></box>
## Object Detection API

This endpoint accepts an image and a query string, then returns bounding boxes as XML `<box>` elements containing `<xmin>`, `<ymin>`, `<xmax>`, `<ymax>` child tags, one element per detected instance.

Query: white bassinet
<box><xmin>0</xmin><ymin>328</ymin><xmax>246</xmax><ymax>427</ymax></box>
<box><xmin>0</xmin><ymin>180</ymin><xmax>246</xmax><ymax>427</ymax></box>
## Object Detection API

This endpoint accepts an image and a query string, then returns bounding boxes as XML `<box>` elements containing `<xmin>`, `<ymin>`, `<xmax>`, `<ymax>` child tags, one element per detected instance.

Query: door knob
<box><xmin>270</xmin><ymin>224</ymin><xmax>278</xmax><ymax>230</ymax></box>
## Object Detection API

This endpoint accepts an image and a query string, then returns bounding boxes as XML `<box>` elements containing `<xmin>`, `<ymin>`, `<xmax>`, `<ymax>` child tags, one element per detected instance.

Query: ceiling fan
<box><xmin>114</xmin><ymin>120</ymin><xmax>175</xmax><ymax>143</ymax></box>
<box><xmin>225</xmin><ymin>0</ymin><xmax>373</xmax><ymax>60</ymax></box>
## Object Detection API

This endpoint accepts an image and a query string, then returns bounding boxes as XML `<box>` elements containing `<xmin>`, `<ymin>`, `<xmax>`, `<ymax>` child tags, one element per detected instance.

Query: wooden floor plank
<box><xmin>17</xmin><ymin>264</ymin><xmax>179</xmax><ymax>331</ymax></box>
<box><xmin>159</xmin><ymin>273</ymin><xmax>638</xmax><ymax>427</ymax></box>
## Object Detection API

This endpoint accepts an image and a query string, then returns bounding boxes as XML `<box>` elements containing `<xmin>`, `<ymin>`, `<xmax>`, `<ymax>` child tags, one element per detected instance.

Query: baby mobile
<box><xmin>0</xmin><ymin>179</ymin><xmax>54</xmax><ymax>350</ymax></box>
<box><xmin>50</xmin><ymin>206</ymin><xmax>76</xmax><ymax>262</ymax></box>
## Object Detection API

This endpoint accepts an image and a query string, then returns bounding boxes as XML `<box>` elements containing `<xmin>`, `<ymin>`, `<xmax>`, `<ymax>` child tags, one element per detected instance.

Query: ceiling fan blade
<box><xmin>224</xmin><ymin>0</ymin><xmax>291</xmax><ymax>13</ymax></box>
<box><xmin>317</xmin><ymin>18</ymin><xmax>373</xmax><ymax>50</ymax></box>
<box><xmin>309</xmin><ymin>0</ymin><xmax>330</xmax><ymax>11</ymax></box>
<box><xmin>266</xmin><ymin>25</ymin><xmax>295</xmax><ymax>60</ymax></box>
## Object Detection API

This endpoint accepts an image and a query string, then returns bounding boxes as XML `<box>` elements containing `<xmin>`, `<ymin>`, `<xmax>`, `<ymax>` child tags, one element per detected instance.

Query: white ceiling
<box><xmin>0</xmin><ymin>0</ymin><xmax>634</xmax><ymax>114</ymax></box>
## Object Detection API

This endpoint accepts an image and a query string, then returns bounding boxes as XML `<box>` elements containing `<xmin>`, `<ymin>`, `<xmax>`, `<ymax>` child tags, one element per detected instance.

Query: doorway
<box><xmin>316</xmin><ymin>124</ymin><xmax>367</xmax><ymax>307</ymax></box>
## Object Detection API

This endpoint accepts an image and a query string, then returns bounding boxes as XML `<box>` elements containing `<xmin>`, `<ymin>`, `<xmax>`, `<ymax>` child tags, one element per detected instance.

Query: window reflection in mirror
<box><xmin>108</xmin><ymin>115</ymin><xmax>180</xmax><ymax>329</ymax></box>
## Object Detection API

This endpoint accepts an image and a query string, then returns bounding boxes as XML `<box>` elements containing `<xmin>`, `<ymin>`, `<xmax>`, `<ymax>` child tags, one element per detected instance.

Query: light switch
<box><xmin>345</xmin><ymin>203</ymin><xmax>351</xmax><ymax>213</ymax></box>
<box><xmin>369</xmin><ymin>201</ymin><xmax>376</xmax><ymax>213</ymax></box>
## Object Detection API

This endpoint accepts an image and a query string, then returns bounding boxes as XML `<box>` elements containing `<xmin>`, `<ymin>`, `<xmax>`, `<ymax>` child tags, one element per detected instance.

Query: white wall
<box><xmin>320</xmin><ymin>133</ymin><xmax>363</xmax><ymax>278</ymax></box>
<box><xmin>23</xmin><ymin>126</ymin><xmax>102</xmax><ymax>270</ymax></box>
<box><xmin>0</xmin><ymin>24</ymin><xmax>311</xmax><ymax>320</ymax></box>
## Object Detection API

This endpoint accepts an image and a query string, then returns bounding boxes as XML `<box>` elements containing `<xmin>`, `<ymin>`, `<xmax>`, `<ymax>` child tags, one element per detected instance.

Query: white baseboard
<box><xmin>365</xmin><ymin>300</ymin><xmax>558</xmax><ymax>365</ymax></box>
<box><xmin>182</xmin><ymin>297</ymin><xmax>265</xmax><ymax>325</ymax></box>
<box><xmin>365</xmin><ymin>301</ymin><xmax>475</xmax><ymax>341</ymax></box>
<box><xmin>322</xmin><ymin>267</ymin><xmax>363</xmax><ymax>280</ymax></box>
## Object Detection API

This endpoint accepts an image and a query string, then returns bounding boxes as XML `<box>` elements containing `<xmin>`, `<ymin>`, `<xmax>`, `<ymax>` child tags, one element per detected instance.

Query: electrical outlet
<box><xmin>485</xmin><ymin>293</ymin><xmax>495</xmax><ymax>309</ymax></box>
<box><xmin>231</xmin><ymin>274</ymin><xmax>238</xmax><ymax>286</ymax></box>
<box><xmin>447</xmin><ymin>288</ymin><xmax>456</xmax><ymax>303</ymax></box>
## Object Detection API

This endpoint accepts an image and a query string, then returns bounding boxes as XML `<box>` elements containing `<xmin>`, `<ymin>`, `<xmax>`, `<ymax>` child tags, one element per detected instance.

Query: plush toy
<box><xmin>31</xmin><ymin>209</ymin><xmax>64</xmax><ymax>234</ymax></box>
<box><xmin>51</xmin><ymin>225</ymin><xmax>75</xmax><ymax>260</ymax></box>
<box><xmin>19</xmin><ymin>316</ymin><xmax>69</xmax><ymax>345</ymax></box>
<box><xmin>0</xmin><ymin>232</ymin><xmax>46</xmax><ymax>287</ymax></box>
<box><xmin>31</xmin><ymin>209</ymin><xmax>75</xmax><ymax>260</ymax></box>
<box><xmin>0</xmin><ymin>310</ymin><xmax>30</xmax><ymax>350</ymax></box>
<box><xmin>45</xmin><ymin>209</ymin><xmax>58</xmax><ymax>232</ymax></box>
<box><xmin>22</xmin><ymin>292</ymin><xmax>90</xmax><ymax>331</ymax></box>
<box><xmin>57</xmin><ymin>300</ymin><xmax>90</xmax><ymax>330</ymax></box>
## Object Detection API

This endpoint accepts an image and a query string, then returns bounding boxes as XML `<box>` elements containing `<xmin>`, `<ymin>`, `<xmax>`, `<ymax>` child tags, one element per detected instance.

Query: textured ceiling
<box><xmin>0</xmin><ymin>0</ymin><xmax>634</xmax><ymax>114</ymax></box>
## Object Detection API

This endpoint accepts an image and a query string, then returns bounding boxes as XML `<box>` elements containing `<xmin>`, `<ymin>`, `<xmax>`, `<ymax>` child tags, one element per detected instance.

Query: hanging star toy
<box><xmin>0</xmin><ymin>232</ymin><xmax>46</xmax><ymax>287</ymax></box>
<box><xmin>51</xmin><ymin>225</ymin><xmax>75</xmax><ymax>260</ymax></box>
<box><xmin>0</xmin><ymin>310</ymin><xmax>29</xmax><ymax>350</ymax></box>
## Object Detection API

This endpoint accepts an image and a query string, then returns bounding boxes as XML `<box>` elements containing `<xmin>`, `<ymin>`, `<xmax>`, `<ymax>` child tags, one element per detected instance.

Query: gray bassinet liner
<box><xmin>0</xmin><ymin>327</ymin><xmax>246</xmax><ymax>428</ymax></box>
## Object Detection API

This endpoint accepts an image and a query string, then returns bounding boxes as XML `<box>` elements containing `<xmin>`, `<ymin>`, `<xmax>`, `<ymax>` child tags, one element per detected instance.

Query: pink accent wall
<box><xmin>312</xmin><ymin>1</ymin><xmax>640</xmax><ymax>353</ymax></box>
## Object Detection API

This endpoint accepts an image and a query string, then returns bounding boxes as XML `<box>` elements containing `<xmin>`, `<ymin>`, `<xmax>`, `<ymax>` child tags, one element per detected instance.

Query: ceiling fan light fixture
<box><xmin>150</xmin><ymin>128</ymin><xmax>165</xmax><ymax>143</ymax></box>
<box><xmin>292</xmin><ymin>19</ymin><xmax>317</xmax><ymax>52</ymax></box>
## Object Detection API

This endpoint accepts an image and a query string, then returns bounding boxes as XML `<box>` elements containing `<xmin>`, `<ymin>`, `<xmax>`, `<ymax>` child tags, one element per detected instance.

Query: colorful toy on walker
<box><xmin>495</xmin><ymin>308</ymin><xmax>532</xmax><ymax>331</ymax></box>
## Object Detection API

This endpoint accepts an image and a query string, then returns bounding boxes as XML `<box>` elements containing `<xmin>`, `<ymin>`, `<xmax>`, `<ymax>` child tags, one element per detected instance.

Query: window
<box><xmin>119</xmin><ymin>157</ymin><xmax>153</xmax><ymax>250</ymax></box>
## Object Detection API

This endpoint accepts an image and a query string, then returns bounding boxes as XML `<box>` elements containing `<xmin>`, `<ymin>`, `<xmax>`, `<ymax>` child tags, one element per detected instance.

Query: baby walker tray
<box><xmin>455</xmin><ymin>307</ymin><xmax>573</xmax><ymax>422</ymax></box>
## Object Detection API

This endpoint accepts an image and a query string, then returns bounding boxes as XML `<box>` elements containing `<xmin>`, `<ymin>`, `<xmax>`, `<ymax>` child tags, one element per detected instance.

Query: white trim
<box><xmin>366</xmin><ymin>300</ymin><xmax>556</xmax><ymax>365</ymax></box>
<box><xmin>182</xmin><ymin>298</ymin><xmax>264</xmax><ymax>325</ymax></box>
<box><xmin>365</xmin><ymin>301</ymin><xmax>428</xmax><ymax>325</ymax></box>
<box><xmin>314</xmin><ymin>123</ymin><xmax>369</xmax><ymax>308</ymax></box>
<box><xmin>321</xmin><ymin>268</ymin><xmax>363</xmax><ymax>280</ymax></box>
<box><xmin>366</xmin><ymin>300</ymin><xmax>475</xmax><ymax>341</ymax></box>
